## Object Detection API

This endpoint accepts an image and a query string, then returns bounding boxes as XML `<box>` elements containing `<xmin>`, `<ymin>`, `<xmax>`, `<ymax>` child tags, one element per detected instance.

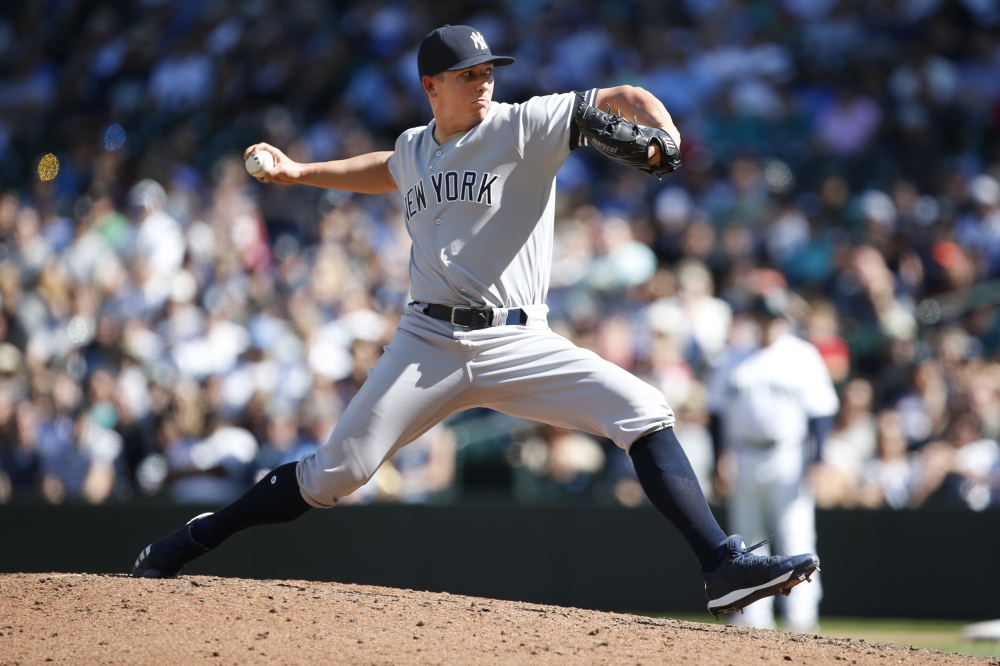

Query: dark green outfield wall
<box><xmin>0</xmin><ymin>504</ymin><xmax>996</xmax><ymax>619</ymax></box>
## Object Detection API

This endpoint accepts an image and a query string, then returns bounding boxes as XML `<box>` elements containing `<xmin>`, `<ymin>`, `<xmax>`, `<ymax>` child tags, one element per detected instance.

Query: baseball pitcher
<box><xmin>131</xmin><ymin>25</ymin><xmax>819</xmax><ymax>617</ymax></box>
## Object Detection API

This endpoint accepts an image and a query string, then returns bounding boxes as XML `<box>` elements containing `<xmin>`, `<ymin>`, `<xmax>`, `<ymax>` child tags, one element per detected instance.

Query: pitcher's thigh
<box><xmin>297</xmin><ymin>331</ymin><xmax>472</xmax><ymax>507</ymax></box>
<box><xmin>475</xmin><ymin>330</ymin><xmax>673</xmax><ymax>451</ymax></box>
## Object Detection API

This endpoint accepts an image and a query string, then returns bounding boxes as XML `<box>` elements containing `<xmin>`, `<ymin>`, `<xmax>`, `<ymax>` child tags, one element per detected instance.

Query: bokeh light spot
<box><xmin>103</xmin><ymin>123</ymin><xmax>126</xmax><ymax>151</ymax></box>
<box><xmin>765</xmin><ymin>160</ymin><xmax>794</xmax><ymax>192</ymax></box>
<box><xmin>67</xmin><ymin>316</ymin><xmax>89</xmax><ymax>345</ymax></box>
<box><xmin>37</xmin><ymin>153</ymin><xmax>60</xmax><ymax>181</ymax></box>
<box><xmin>917</xmin><ymin>299</ymin><xmax>941</xmax><ymax>325</ymax></box>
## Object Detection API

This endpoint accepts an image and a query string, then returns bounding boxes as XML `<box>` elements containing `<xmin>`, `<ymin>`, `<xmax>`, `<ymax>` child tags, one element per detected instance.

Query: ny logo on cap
<box><xmin>470</xmin><ymin>31</ymin><xmax>488</xmax><ymax>50</ymax></box>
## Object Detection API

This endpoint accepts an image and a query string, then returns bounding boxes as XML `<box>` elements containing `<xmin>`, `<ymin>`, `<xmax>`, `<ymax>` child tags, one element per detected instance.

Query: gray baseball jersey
<box><xmin>296</xmin><ymin>88</ymin><xmax>674</xmax><ymax>509</ymax></box>
<box><xmin>388</xmin><ymin>88</ymin><xmax>598</xmax><ymax>309</ymax></box>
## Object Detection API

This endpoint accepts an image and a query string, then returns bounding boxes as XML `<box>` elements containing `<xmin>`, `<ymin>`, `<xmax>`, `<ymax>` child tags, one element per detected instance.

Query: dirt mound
<box><xmin>0</xmin><ymin>573</ymin><xmax>993</xmax><ymax>665</ymax></box>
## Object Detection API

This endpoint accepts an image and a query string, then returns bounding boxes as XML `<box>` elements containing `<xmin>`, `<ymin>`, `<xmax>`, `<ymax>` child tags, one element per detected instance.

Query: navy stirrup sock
<box><xmin>629</xmin><ymin>427</ymin><xmax>729</xmax><ymax>573</ymax></box>
<box><xmin>190</xmin><ymin>462</ymin><xmax>312</xmax><ymax>550</ymax></box>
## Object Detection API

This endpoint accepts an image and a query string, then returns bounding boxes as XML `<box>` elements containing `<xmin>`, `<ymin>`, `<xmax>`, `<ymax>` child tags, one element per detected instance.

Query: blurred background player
<box><xmin>709</xmin><ymin>290</ymin><xmax>839</xmax><ymax>631</ymax></box>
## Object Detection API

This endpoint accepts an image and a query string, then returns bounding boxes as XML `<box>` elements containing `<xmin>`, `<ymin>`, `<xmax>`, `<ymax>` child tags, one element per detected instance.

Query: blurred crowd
<box><xmin>0</xmin><ymin>0</ymin><xmax>998</xmax><ymax>509</ymax></box>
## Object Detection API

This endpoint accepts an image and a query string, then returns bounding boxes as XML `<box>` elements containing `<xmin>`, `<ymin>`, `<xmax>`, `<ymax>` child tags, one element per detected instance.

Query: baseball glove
<box><xmin>574</xmin><ymin>93</ymin><xmax>681</xmax><ymax>177</ymax></box>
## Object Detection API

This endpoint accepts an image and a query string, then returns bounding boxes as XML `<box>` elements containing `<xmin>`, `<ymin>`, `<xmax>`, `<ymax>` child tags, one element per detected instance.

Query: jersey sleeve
<box><xmin>387</xmin><ymin>135</ymin><xmax>404</xmax><ymax>188</ymax></box>
<box><xmin>388</xmin><ymin>127</ymin><xmax>423</xmax><ymax>189</ymax></box>
<box><xmin>798</xmin><ymin>343</ymin><xmax>840</xmax><ymax>418</ymax></box>
<box><xmin>507</xmin><ymin>88</ymin><xmax>598</xmax><ymax>181</ymax></box>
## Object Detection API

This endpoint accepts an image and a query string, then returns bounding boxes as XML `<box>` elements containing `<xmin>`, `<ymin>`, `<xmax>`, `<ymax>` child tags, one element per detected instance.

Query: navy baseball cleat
<box><xmin>131</xmin><ymin>513</ymin><xmax>214</xmax><ymax>578</ymax></box>
<box><xmin>701</xmin><ymin>535</ymin><xmax>820</xmax><ymax>617</ymax></box>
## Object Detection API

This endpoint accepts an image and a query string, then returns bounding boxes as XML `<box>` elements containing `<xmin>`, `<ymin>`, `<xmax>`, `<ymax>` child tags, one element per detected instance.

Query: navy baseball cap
<box><xmin>749</xmin><ymin>290</ymin><xmax>789</xmax><ymax>320</ymax></box>
<box><xmin>417</xmin><ymin>25</ymin><xmax>515</xmax><ymax>78</ymax></box>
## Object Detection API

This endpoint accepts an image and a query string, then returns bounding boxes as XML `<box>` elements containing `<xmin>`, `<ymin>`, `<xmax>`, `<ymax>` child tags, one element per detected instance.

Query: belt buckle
<box><xmin>451</xmin><ymin>307</ymin><xmax>472</xmax><ymax>327</ymax></box>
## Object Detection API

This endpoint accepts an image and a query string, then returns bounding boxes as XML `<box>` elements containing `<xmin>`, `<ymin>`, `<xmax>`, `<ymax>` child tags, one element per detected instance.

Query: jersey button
<box><xmin>429</xmin><ymin>165</ymin><xmax>436</xmax><ymax>171</ymax></box>
<box><xmin>435</xmin><ymin>151</ymin><xmax>442</xmax><ymax>156</ymax></box>
<box><xmin>435</xmin><ymin>218</ymin><xmax>442</xmax><ymax>225</ymax></box>
<box><xmin>460</xmin><ymin>288</ymin><xmax>467</xmax><ymax>294</ymax></box>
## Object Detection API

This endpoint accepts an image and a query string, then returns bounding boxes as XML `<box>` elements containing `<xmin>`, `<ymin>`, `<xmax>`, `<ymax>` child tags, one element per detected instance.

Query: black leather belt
<box><xmin>414</xmin><ymin>302</ymin><xmax>528</xmax><ymax>329</ymax></box>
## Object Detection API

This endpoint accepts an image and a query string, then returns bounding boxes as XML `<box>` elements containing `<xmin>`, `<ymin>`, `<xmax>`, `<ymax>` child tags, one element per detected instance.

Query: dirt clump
<box><xmin>0</xmin><ymin>573</ymin><xmax>993</xmax><ymax>665</ymax></box>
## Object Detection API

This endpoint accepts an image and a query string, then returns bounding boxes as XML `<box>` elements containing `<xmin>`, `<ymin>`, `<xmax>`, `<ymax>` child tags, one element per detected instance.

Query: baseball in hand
<box><xmin>245</xmin><ymin>150</ymin><xmax>274</xmax><ymax>176</ymax></box>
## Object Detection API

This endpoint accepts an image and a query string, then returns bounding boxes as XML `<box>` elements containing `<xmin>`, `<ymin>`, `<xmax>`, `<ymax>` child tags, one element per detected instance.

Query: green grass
<box><xmin>816</xmin><ymin>618</ymin><xmax>1000</xmax><ymax>659</ymax></box>
<box><xmin>660</xmin><ymin>615</ymin><xmax>1000</xmax><ymax>659</ymax></box>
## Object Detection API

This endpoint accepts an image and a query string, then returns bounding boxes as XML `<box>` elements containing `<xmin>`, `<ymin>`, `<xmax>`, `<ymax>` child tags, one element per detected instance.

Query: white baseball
<box><xmin>245</xmin><ymin>150</ymin><xmax>275</xmax><ymax>176</ymax></box>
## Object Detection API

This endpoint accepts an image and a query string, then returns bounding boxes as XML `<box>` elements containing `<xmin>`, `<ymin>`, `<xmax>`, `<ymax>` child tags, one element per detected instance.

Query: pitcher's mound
<box><xmin>0</xmin><ymin>573</ymin><xmax>992</xmax><ymax>665</ymax></box>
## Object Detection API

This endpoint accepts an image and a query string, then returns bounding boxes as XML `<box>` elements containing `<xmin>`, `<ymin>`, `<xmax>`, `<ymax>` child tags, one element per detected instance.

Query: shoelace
<box><xmin>600</xmin><ymin>105</ymin><xmax>623</xmax><ymax>135</ymax></box>
<box><xmin>599</xmin><ymin>105</ymin><xmax>644</xmax><ymax>138</ymax></box>
<box><xmin>731</xmin><ymin>537</ymin><xmax>781</xmax><ymax>566</ymax></box>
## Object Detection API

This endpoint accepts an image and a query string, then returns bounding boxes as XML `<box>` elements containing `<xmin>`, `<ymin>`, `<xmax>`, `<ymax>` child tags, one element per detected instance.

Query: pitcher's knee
<box><xmin>600</xmin><ymin>373</ymin><xmax>675</xmax><ymax>449</ymax></box>
<box><xmin>296</xmin><ymin>452</ymin><xmax>373</xmax><ymax>508</ymax></box>
<box><xmin>613</xmin><ymin>389</ymin><xmax>675</xmax><ymax>451</ymax></box>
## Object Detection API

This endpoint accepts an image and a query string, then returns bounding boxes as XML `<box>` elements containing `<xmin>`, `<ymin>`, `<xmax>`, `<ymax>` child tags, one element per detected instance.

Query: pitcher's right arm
<box><xmin>243</xmin><ymin>143</ymin><xmax>397</xmax><ymax>194</ymax></box>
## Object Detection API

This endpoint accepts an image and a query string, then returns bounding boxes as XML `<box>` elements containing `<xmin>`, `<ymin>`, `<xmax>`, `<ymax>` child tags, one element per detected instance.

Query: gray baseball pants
<box><xmin>297</xmin><ymin>303</ymin><xmax>674</xmax><ymax>507</ymax></box>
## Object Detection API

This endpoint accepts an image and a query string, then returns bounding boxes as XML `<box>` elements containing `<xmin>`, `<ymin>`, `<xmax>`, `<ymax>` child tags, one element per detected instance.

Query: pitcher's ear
<box><xmin>421</xmin><ymin>75</ymin><xmax>438</xmax><ymax>98</ymax></box>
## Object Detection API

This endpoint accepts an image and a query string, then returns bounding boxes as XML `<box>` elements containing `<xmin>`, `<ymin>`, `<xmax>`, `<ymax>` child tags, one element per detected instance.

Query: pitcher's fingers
<box><xmin>244</xmin><ymin>143</ymin><xmax>273</xmax><ymax>160</ymax></box>
<box><xmin>647</xmin><ymin>143</ymin><xmax>661</xmax><ymax>166</ymax></box>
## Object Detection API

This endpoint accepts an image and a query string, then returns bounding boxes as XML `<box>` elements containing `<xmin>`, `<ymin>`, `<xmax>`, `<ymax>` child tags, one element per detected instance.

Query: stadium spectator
<box><xmin>163</xmin><ymin>410</ymin><xmax>258</xmax><ymax>505</ymax></box>
<box><xmin>857</xmin><ymin>409</ymin><xmax>926</xmax><ymax>510</ymax></box>
<box><xmin>812</xmin><ymin>378</ymin><xmax>878</xmax><ymax>508</ymax></box>
<box><xmin>0</xmin><ymin>397</ymin><xmax>40</xmax><ymax>502</ymax></box>
<box><xmin>37</xmin><ymin>407</ymin><xmax>123</xmax><ymax>505</ymax></box>
<box><xmin>0</xmin><ymin>0</ymin><xmax>997</xmax><ymax>511</ymax></box>
<box><xmin>912</xmin><ymin>413</ymin><xmax>1000</xmax><ymax>510</ymax></box>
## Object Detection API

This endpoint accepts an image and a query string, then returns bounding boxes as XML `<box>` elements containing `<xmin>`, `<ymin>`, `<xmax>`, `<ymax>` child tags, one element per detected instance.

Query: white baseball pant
<box><xmin>727</xmin><ymin>446</ymin><xmax>822</xmax><ymax>632</ymax></box>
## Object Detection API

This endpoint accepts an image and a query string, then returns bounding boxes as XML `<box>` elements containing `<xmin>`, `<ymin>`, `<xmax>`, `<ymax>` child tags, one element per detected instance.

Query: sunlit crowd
<box><xmin>0</xmin><ymin>0</ymin><xmax>998</xmax><ymax>509</ymax></box>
